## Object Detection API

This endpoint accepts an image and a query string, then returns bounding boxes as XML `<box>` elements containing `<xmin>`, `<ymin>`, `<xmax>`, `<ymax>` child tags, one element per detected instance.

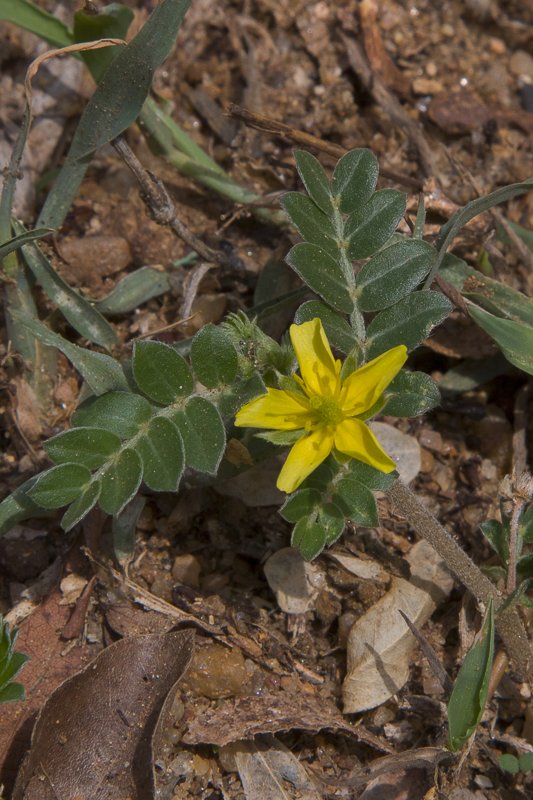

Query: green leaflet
<box><xmin>134</xmin><ymin>417</ymin><xmax>184</xmax><ymax>492</ymax></box>
<box><xmin>366</xmin><ymin>292</ymin><xmax>452</xmax><ymax>359</ymax></box>
<box><xmin>448</xmin><ymin>601</ymin><xmax>495</xmax><ymax>751</ymax></box>
<box><xmin>382</xmin><ymin>371</ymin><xmax>441</xmax><ymax>417</ymax></box>
<box><xmin>356</xmin><ymin>240</ymin><xmax>434</xmax><ymax>311</ymax></box>
<box><xmin>294</xmin><ymin>150</ymin><xmax>333</xmax><ymax>216</ymax></box>
<box><xmin>72</xmin><ymin>392</ymin><xmax>153</xmax><ymax>439</ymax></box>
<box><xmin>133</xmin><ymin>340</ymin><xmax>193</xmax><ymax>404</ymax></box>
<box><xmin>61</xmin><ymin>482</ymin><xmax>101</xmax><ymax>532</ymax></box>
<box><xmin>286</xmin><ymin>243</ymin><xmax>354</xmax><ymax>313</ymax></box>
<box><xmin>190</xmin><ymin>324</ymin><xmax>239</xmax><ymax>388</ymax></box>
<box><xmin>45</xmin><ymin>427</ymin><xmax>122</xmax><ymax>470</ymax></box>
<box><xmin>171</xmin><ymin>397</ymin><xmax>226</xmax><ymax>475</ymax></box>
<box><xmin>99</xmin><ymin>449</ymin><xmax>143</xmax><ymax>515</ymax></box>
<box><xmin>28</xmin><ymin>464</ymin><xmax>92</xmax><ymax>509</ymax></box>
<box><xmin>345</xmin><ymin>189</ymin><xmax>406</xmax><ymax>260</ymax></box>
<box><xmin>291</xmin><ymin>517</ymin><xmax>327</xmax><ymax>561</ymax></box>
<box><xmin>281</xmin><ymin>192</ymin><xmax>338</xmax><ymax>259</ymax></box>
<box><xmin>331</xmin><ymin>149</ymin><xmax>379</xmax><ymax>214</ymax></box>
<box><xmin>467</xmin><ymin>304</ymin><xmax>533</xmax><ymax>376</ymax></box>
<box><xmin>332</xmin><ymin>478</ymin><xmax>378</xmax><ymax>527</ymax></box>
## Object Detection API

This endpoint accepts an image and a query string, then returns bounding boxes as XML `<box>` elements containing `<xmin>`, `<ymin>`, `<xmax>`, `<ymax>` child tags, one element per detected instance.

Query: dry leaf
<box><xmin>183</xmin><ymin>691</ymin><xmax>370</xmax><ymax>747</ymax></box>
<box><xmin>13</xmin><ymin>630</ymin><xmax>194</xmax><ymax>800</ymax></box>
<box><xmin>264</xmin><ymin>548</ymin><xmax>325</xmax><ymax>614</ymax></box>
<box><xmin>343</xmin><ymin>541</ymin><xmax>454</xmax><ymax>713</ymax></box>
<box><xmin>0</xmin><ymin>590</ymin><xmax>97</xmax><ymax>794</ymax></box>
<box><xmin>328</xmin><ymin>552</ymin><xmax>389</xmax><ymax>583</ymax></box>
<box><xmin>232</xmin><ymin>736</ymin><xmax>321</xmax><ymax>800</ymax></box>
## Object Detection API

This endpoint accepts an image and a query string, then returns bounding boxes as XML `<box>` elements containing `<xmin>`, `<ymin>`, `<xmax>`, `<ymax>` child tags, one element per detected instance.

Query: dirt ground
<box><xmin>0</xmin><ymin>1</ymin><xmax>532</xmax><ymax>798</ymax></box>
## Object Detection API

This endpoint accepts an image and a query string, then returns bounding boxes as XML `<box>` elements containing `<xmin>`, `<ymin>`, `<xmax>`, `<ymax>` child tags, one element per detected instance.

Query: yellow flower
<box><xmin>235</xmin><ymin>319</ymin><xmax>407</xmax><ymax>493</ymax></box>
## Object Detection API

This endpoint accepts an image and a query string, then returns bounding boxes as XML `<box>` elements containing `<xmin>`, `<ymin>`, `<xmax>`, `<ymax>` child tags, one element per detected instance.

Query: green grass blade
<box><xmin>37</xmin><ymin>0</ymin><xmax>193</xmax><ymax>229</ymax></box>
<box><xmin>426</xmin><ymin>179</ymin><xmax>533</xmax><ymax>288</ymax></box>
<box><xmin>0</xmin><ymin>0</ymin><xmax>73</xmax><ymax>48</ymax></box>
<box><xmin>12</xmin><ymin>311</ymin><xmax>129</xmax><ymax>395</ymax></box>
<box><xmin>0</xmin><ymin>227</ymin><xmax>53</xmax><ymax>260</ymax></box>
<box><xmin>467</xmin><ymin>303</ymin><xmax>533</xmax><ymax>375</ymax></box>
<box><xmin>448</xmin><ymin>601</ymin><xmax>495</xmax><ymax>751</ymax></box>
<box><xmin>13</xmin><ymin>222</ymin><xmax>117</xmax><ymax>348</ymax></box>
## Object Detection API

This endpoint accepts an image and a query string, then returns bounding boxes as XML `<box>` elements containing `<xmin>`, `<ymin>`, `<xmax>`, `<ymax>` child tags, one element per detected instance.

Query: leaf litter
<box><xmin>0</xmin><ymin>1</ymin><xmax>532</xmax><ymax>799</ymax></box>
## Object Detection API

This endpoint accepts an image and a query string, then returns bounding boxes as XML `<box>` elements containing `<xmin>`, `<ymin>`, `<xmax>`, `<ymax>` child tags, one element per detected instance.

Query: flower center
<box><xmin>309</xmin><ymin>395</ymin><xmax>344</xmax><ymax>426</ymax></box>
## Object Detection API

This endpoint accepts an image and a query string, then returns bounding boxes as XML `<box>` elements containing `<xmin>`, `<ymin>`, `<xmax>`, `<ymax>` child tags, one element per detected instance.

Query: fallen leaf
<box><xmin>0</xmin><ymin>590</ymin><xmax>97</xmax><ymax>794</ymax></box>
<box><xmin>182</xmin><ymin>691</ymin><xmax>383</xmax><ymax>748</ymax></box>
<box><xmin>13</xmin><ymin>629</ymin><xmax>194</xmax><ymax>800</ymax></box>
<box><xmin>11</xmin><ymin>376</ymin><xmax>44</xmax><ymax>441</ymax></box>
<box><xmin>232</xmin><ymin>735</ymin><xmax>321</xmax><ymax>800</ymax></box>
<box><xmin>264</xmin><ymin>548</ymin><xmax>326</xmax><ymax>614</ymax></box>
<box><xmin>328</xmin><ymin>552</ymin><xmax>389</xmax><ymax>583</ymax></box>
<box><xmin>343</xmin><ymin>540</ymin><xmax>454</xmax><ymax>713</ymax></box>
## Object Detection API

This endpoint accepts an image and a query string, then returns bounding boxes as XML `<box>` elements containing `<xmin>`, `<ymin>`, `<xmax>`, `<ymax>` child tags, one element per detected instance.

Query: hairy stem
<box><xmin>387</xmin><ymin>479</ymin><xmax>530</xmax><ymax>675</ymax></box>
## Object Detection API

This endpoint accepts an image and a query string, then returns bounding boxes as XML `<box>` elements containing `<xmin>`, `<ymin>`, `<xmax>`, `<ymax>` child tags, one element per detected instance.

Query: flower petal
<box><xmin>334</xmin><ymin>418</ymin><xmax>396</xmax><ymax>473</ymax></box>
<box><xmin>340</xmin><ymin>345</ymin><xmax>407</xmax><ymax>415</ymax></box>
<box><xmin>277</xmin><ymin>427</ymin><xmax>334</xmax><ymax>493</ymax></box>
<box><xmin>235</xmin><ymin>388</ymin><xmax>311</xmax><ymax>431</ymax></box>
<box><xmin>290</xmin><ymin>319</ymin><xmax>340</xmax><ymax>398</ymax></box>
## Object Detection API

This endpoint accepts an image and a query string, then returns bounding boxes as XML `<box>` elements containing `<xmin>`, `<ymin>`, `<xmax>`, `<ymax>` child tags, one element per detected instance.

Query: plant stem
<box><xmin>506</xmin><ymin>497</ymin><xmax>526</xmax><ymax>595</ymax></box>
<box><xmin>387</xmin><ymin>479</ymin><xmax>530</xmax><ymax>674</ymax></box>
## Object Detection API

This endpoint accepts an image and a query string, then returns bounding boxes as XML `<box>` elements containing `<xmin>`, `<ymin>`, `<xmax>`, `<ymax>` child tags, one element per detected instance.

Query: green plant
<box><xmin>0</xmin><ymin>617</ymin><xmax>28</xmax><ymax>704</ymax></box>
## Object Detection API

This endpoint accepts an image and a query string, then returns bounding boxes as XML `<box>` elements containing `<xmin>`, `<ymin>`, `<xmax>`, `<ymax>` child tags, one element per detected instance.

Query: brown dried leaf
<box><xmin>0</xmin><ymin>590</ymin><xmax>97</xmax><ymax>794</ymax></box>
<box><xmin>13</xmin><ymin>629</ymin><xmax>194</xmax><ymax>800</ymax></box>
<box><xmin>232</xmin><ymin>736</ymin><xmax>321</xmax><ymax>800</ymax></box>
<box><xmin>342</xmin><ymin>541</ymin><xmax>454</xmax><ymax>713</ymax></box>
<box><xmin>183</xmin><ymin>691</ymin><xmax>371</xmax><ymax>747</ymax></box>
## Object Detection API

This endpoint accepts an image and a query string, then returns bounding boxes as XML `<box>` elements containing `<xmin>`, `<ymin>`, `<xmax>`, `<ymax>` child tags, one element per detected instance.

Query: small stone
<box><xmin>489</xmin><ymin>37</ymin><xmax>506</xmax><ymax>55</ymax></box>
<box><xmin>264</xmin><ymin>548</ymin><xmax>325</xmax><ymax>615</ymax></box>
<box><xmin>412</xmin><ymin>78</ymin><xmax>444</xmax><ymax>95</ymax></box>
<box><xmin>419</xmin><ymin>429</ymin><xmax>443</xmax><ymax>452</ymax></box>
<box><xmin>58</xmin><ymin>235</ymin><xmax>132</xmax><ymax>289</ymax></box>
<box><xmin>441</xmin><ymin>23</ymin><xmax>454</xmax><ymax>37</ymax></box>
<box><xmin>171</xmin><ymin>553</ymin><xmax>202</xmax><ymax>587</ymax></box>
<box><xmin>201</xmin><ymin>573</ymin><xmax>229</xmax><ymax>593</ymax></box>
<box><xmin>426</xmin><ymin>61</ymin><xmax>438</xmax><ymax>78</ymax></box>
<box><xmin>150</xmin><ymin>573</ymin><xmax>173</xmax><ymax>602</ymax></box>
<box><xmin>420</xmin><ymin>448</ymin><xmax>435</xmax><ymax>473</ymax></box>
<box><xmin>337</xmin><ymin>612</ymin><xmax>357</xmax><ymax>648</ymax></box>
<box><xmin>183</xmin><ymin>642</ymin><xmax>249</xmax><ymax>699</ymax></box>
<box><xmin>509</xmin><ymin>50</ymin><xmax>533</xmax><ymax>80</ymax></box>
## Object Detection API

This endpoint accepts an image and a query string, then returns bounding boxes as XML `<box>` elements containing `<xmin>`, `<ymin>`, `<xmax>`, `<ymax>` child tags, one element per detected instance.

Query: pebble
<box><xmin>419</xmin><ymin>429</ymin><xmax>443</xmax><ymax>452</ymax></box>
<box><xmin>183</xmin><ymin>642</ymin><xmax>249</xmax><ymax>699</ymax></box>
<box><xmin>425</xmin><ymin>61</ymin><xmax>438</xmax><ymax>78</ymax></box>
<box><xmin>441</xmin><ymin>23</ymin><xmax>455</xmax><ymax>38</ymax></box>
<box><xmin>509</xmin><ymin>50</ymin><xmax>533</xmax><ymax>80</ymax></box>
<box><xmin>264</xmin><ymin>547</ymin><xmax>325</xmax><ymax>615</ymax></box>
<box><xmin>171</xmin><ymin>553</ymin><xmax>202</xmax><ymax>588</ymax></box>
<box><xmin>420</xmin><ymin>448</ymin><xmax>435</xmax><ymax>473</ymax></box>
<box><xmin>489</xmin><ymin>37</ymin><xmax>506</xmax><ymax>56</ymax></box>
<box><xmin>412</xmin><ymin>78</ymin><xmax>444</xmax><ymax>95</ymax></box>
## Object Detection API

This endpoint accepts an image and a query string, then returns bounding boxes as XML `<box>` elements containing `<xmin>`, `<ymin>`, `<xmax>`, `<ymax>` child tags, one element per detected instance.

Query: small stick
<box><xmin>112</xmin><ymin>135</ymin><xmax>228</xmax><ymax>267</ymax></box>
<box><xmin>227</xmin><ymin>103</ymin><xmax>422</xmax><ymax>190</ymax></box>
